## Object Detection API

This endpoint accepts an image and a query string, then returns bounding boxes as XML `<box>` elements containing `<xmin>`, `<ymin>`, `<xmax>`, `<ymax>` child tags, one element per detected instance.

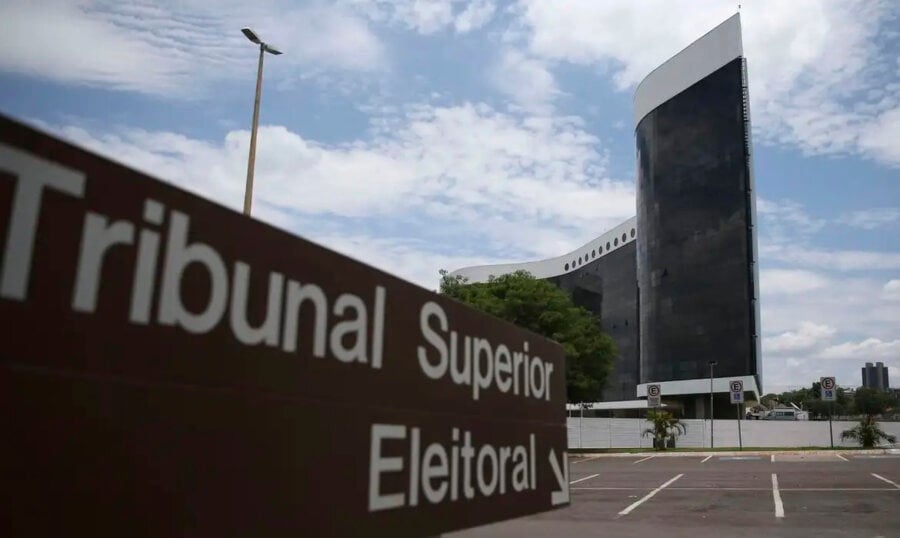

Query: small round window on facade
<box><xmin>606</xmin><ymin>242</ymin><xmax>610</xmax><ymax>250</ymax></box>
<box><xmin>578</xmin><ymin>256</ymin><xmax>582</xmax><ymax>264</ymax></box>
<box><xmin>592</xmin><ymin>249</ymin><xmax>596</xmax><ymax>258</ymax></box>
<box><xmin>614</xmin><ymin>238</ymin><xmax>618</xmax><ymax>246</ymax></box>
<box><xmin>565</xmin><ymin>263</ymin><xmax>569</xmax><ymax>271</ymax></box>
<box><xmin>622</xmin><ymin>233</ymin><xmax>627</xmax><ymax>242</ymax></box>
<box><xmin>631</xmin><ymin>228</ymin><xmax>636</xmax><ymax>238</ymax></box>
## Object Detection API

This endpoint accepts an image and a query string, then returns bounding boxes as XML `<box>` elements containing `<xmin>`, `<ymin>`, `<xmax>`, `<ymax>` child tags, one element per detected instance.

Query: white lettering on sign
<box><xmin>0</xmin><ymin>144</ymin><xmax>86</xmax><ymax>300</ymax></box>
<box><xmin>417</xmin><ymin>301</ymin><xmax>555</xmax><ymax>402</ymax></box>
<box><xmin>368</xmin><ymin>423</ymin><xmax>538</xmax><ymax>512</ymax></box>
<box><xmin>0</xmin><ymin>143</ymin><xmax>386</xmax><ymax>369</ymax></box>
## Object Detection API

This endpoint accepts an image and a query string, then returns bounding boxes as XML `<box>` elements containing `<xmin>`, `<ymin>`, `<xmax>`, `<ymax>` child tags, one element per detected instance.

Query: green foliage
<box><xmin>841</xmin><ymin>415</ymin><xmax>897</xmax><ymax>448</ymax></box>
<box><xmin>438</xmin><ymin>270</ymin><xmax>615</xmax><ymax>402</ymax></box>
<box><xmin>765</xmin><ymin>383</ymin><xmax>851</xmax><ymax>417</ymax></box>
<box><xmin>641</xmin><ymin>410</ymin><xmax>687</xmax><ymax>451</ymax></box>
<box><xmin>765</xmin><ymin>383</ymin><xmax>900</xmax><ymax>419</ymax></box>
<box><xmin>853</xmin><ymin>388</ymin><xmax>898</xmax><ymax>417</ymax></box>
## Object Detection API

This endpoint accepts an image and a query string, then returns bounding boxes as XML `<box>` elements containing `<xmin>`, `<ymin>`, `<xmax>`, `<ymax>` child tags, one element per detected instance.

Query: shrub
<box><xmin>841</xmin><ymin>415</ymin><xmax>897</xmax><ymax>448</ymax></box>
<box><xmin>642</xmin><ymin>410</ymin><xmax>686</xmax><ymax>450</ymax></box>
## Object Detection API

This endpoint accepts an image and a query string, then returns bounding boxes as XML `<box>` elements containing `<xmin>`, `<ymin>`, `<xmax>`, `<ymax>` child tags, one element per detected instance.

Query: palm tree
<box><xmin>841</xmin><ymin>415</ymin><xmax>897</xmax><ymax>448</ymax></box>
<box><xmin>642</xmin><ymin>410</ymin><xmax>687</xmax><ymax>450</ymax></box>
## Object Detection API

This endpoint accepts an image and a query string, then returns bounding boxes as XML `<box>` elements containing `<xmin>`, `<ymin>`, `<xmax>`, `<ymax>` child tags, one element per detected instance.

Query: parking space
<box><xmin>450</xmin><ymin>453</ymin><xmax>900</xmax><ymax>538</ymax></box>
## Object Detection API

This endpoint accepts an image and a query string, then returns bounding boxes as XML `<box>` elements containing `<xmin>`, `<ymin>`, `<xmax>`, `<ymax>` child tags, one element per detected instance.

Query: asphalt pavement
<box><xmin>449</xmin><ymin>452</ymin><xmax>900</xmax><ymax>538</ymax></box>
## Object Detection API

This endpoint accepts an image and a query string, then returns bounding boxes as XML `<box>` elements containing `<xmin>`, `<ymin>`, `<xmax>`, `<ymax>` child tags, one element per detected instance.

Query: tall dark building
<box><xmin>450</xmin><ymin>15</ymin><xmax>760</xmax><ymax>417</ymax></box>
<box><xmin>862</xmin><ymin>362</ymin><xmax>890</xmax><ymax>390</ymax></box>
<box><xmin>634</xmin><ymin>14</ymin><xmax>761</xmax><ymax>414</ymax></box>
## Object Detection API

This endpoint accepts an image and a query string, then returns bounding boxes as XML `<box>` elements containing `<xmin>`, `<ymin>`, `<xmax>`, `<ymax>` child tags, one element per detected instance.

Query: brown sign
<box><xmin>0</xmin><ymin>115</ymin><xmax>569</xmax><ymax>536</ymax></box>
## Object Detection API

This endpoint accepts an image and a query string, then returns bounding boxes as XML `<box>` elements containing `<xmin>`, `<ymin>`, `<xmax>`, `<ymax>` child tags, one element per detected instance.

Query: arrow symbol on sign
<box><xmin>548</xmin><ymin>448</ymin><xmax>569</xmax><ymax>506</ymax></box>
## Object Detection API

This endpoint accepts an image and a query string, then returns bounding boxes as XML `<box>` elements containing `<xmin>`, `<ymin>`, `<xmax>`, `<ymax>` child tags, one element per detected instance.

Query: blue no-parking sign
<box><xmin>821</xmin><ymin>377</ymin><xmax>837</xmax><ymax>401</ymax></box>
<box><xmin>729</xmin><ymin>380</ymin><xmax>744</xmax><ymax>404</ymax></box>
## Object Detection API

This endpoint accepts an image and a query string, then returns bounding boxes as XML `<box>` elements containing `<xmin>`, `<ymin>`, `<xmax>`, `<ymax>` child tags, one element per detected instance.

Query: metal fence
<box><xmin>568</xmin><ymin>417</ymin><xmax>900</xmax><ymax>449</ymax></box>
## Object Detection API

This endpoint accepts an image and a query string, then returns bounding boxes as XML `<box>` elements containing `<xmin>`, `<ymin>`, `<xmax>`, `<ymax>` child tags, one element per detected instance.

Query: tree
<box><xmin>853</xmin><ymin>388</ymin><xmax>897</xmax><ymax>417</ymax></box>
<box><xmin>642</xmin><ymin>410</ymin><xmax>687</xmax><ymax>450</ymax></box>
<box><xmin>439</xmin><ymin>270</ymin><xmax>616</xmax><ymax>402</ymax></box>
<box><xmin>767</xmin><ymin>382</ymin><xmax>851</xmax><ymax>418</ymax></box>
<box><xmin>841</xmin><ymin>415</ymin><xmax>897</xmax><ymax>448</ymax></box>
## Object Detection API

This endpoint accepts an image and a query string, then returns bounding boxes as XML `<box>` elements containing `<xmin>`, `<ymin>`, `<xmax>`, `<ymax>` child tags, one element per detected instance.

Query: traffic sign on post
<box><xmin>821</xmin><ymin>376</ymin><xmax>837</xmax><ymax>401</ymax></box>
<box><xmin>647</xmin><ymin>384</ymin><xmax>662</xmax><ymax>408</ymax></box>
<box><xmin>729</xmin><ymin>380</ymin><xmax>745</xmax><ymax>450</ymax></box>
<box><xmin>0</xmin><ymin>116</ymin><xmax>569</xmax><ymax>537</ymax></box>
<box><xmin>729</xmin><ymin>380</ymin><xmax>744</xmax><ymax>404</ymax></box>
<box><xmin>821</xmin><ymin>376</ymin><xmax>837</xmax><ymax>448</ymax></box>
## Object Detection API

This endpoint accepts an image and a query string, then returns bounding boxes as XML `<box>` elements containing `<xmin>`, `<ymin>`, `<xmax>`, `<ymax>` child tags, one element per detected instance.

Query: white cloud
<box><xmin>352</xmin><ymin>0</ymin><xmax>496</xmax><ymax>34</ymax></box>
<box><xmin>885</xmin><ymin>279</ymin><xmax>900</xmax><ymax>300</ymax></box>
<box><xmin>858</xmin><ymin>107</ymin><xmax>900</xmax><ymax>165</ymax></box>
<box><xmin>510</xmin><ymin>0</ymin><xmax>900</xmax><ymax>166</ymax></box>
<box><xmin>761</xmin><ymin>245</ymin><xmax>900</xmax><ymax>272</ymax></box>
<box><xmin>760</xmin><ymin>269</ymin><xmax>830</xmax><ymax>295</ymax></box>
<box><xmin>763</xmin><ymin>321</ymin><xmax>836</xmax><ymax>353</ymax></box>
<box><xmin>838</xmin><ymin>207</ymin><xmax>900</xmax><ymax>230</ymax></box>
<box><xmin>45</xmin><ymin>102</ymin><xmax>635</xmax><ymax>286</ymax></box>
<box><xmin>761</xmin><ymin>354</ymin><xmax>896</xmax><ymax>394</ymax></box>
<box><xmin>0</xmin><ymin>0</ymin><xmax>385</xmax><ymax>96</ymax></box>
<box><xmin>514</xmin><ymin>0</ymin><xmax>730</xmax><ymax>89</ymax></box>
<box><xmin>306</xmin><ymin>233</ymin><xmax>494</xmax><ymax>290</ymax></box>
<box><xmin>455</xmin><ymin>0</ymin><xmax>497</xmax><ymax>33</ymax></box>
<box><xmin>760</xmin><ymin>272</ymin><xmax>900</xmax><ymax>345</ymax></box>
<box><xmin>757</xmin><ymin>198</ymin><xmax>827</xmax><ymax>238</ymax></box>
<box><xmin>821</xmin><ymin>338</ymin><xmax>900</xmax><ymax>360</ymax></box>
<box><xmin>491</xmin><ymin>50</ymin><xmax>560</xmax><ymax>112</ymax></box>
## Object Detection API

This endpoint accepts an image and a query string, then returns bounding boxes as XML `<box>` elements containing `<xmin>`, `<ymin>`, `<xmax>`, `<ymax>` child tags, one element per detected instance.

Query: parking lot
<box><xmin>450</xmin><ymin>452</ymin><xmax>900</xmax><ymax>538</ymax></box>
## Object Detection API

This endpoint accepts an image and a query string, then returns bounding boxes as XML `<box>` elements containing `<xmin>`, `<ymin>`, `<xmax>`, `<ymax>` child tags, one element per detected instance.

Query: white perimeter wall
<box><xmin>568</xmin><ymin>418</ymin><xmax>900</xmax><ymax>449</ymax></box>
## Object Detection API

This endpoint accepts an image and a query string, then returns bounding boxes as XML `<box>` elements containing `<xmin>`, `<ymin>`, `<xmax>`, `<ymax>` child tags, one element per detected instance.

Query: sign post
<box><xmin>730</xmin><ymin>380</ymin><xmax>744</xmax><ymax>450</ymax></box>
<box><xmin>647</xmin><ymin>384</ymin><xmax>662</xmax><ymax>409</ymax></box>
<box><xmin>821</xmin><ymin>376</ymin><xmax>837</xmax><ymax>449</ymax></box>
<box><xmin>0</xmin><ymin>116</ymin><xmax>570</xmax><ymax>537</ymax></box>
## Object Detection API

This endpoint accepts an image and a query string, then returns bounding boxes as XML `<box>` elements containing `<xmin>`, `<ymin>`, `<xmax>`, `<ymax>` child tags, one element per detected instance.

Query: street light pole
<box><xmin>241</xmin><ymin>28</ymin><xmax>282</xmax><ymax>217</ymax></box>
<box><xmin>709</xmin><ymin>360</ymin><xmax>718</xmax><ymax>448</ymax></box>
<box><xmin>244</xmin><ymin>43</ymin><xmax>265</xmax><ymax>216</ymax></box>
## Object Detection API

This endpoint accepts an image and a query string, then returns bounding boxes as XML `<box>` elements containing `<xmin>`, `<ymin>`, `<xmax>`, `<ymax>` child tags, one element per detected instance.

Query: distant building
<box><xmin>861</xmin><ymin>362</ymin><xmax>889</xmax><ymax>390</ymax></box>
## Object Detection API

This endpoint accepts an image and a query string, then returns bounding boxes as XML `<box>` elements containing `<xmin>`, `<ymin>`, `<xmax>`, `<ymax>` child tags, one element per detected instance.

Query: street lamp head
<box><xmin>709</xmin><ymin>360</ymin><xmax>718</xmax><ymax>366</ymax></box>
<box><xmin>241</xmin><ymin>27</ymin><xmax>261</xmax><ymax>44</ymax></box>
<box><xmin>264</xmin><ymin>44</ymin><xmax>283</xmax><ymax>55</ymax></box>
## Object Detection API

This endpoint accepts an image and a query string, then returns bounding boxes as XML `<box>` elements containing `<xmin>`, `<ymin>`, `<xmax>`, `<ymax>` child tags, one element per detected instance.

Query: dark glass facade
<box><xmin>636</xmin><ymin>57</ymin><xmax>760</xmax><ymax>387</ymax></box>
<box><xmin>549</xmin><ymin>242</ymin><xmax>639</xmax><ymax>401</ymax></box>
<box><xmin>862</xmin><ymin>362</ymin><xmax>890</xmax><ymax>390</ymax></box>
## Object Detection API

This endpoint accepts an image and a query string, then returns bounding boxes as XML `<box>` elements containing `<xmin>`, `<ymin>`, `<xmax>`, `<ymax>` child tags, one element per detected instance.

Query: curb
<box><xmin>570</xmin><ymin>449</ymin><xmax>891</xmax><ymax>458</ymax></box>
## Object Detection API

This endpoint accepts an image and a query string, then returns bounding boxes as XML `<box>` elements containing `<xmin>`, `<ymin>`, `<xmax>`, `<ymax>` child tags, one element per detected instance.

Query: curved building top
<box><xmin>450</xmin><ymin>216</ymin><xmax>637</xmax><ymax>284</ymax></box>
<box><xmin>633</xmin><ymin>13</ymin><xmax>743</xmax><ymax>127</ymax></box>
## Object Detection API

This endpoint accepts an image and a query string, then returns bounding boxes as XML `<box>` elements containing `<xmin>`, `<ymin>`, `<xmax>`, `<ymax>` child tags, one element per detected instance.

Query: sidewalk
<box><xmin>571</xmin><ymin>448</ymin><xmax>896</xmax><ymax>458</ymax></box>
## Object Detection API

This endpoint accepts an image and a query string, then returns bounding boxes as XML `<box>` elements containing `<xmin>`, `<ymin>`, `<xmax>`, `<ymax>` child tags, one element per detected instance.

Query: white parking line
<box><xmin>633</xmin><ymin>455</ymin><xmax>656</xmax><ymax>464</ymax></box>
<box><xmin>571</xmin><ymin>455</ymin><xmax>600</xmax><ymax>464</ymax></box>
<box><xmin>771</xmin><ymin>454</ymin><xmax>775</xmax><ymax>463</ymax></box>
<box><xmin>573</xmin><ymin>487</ymin><xmax>900</xmax><ymax>492</ymax></box>
<box><xmin>771</xmin><ymin>474</ymin><xmax>785</xmax><ymax>518</ymax></box>
<box><xmin>872</xmin><ymin>473</ymin><xmax>900</xmax><ymax>489</ymax></box>
<box><xmin>835</xmin><ymin>453</ymin><xmax>848</xmax><ymax>461</ymax></box>
<box><xmin>617</xmin><ymin>474</ymin><xmax>683</xmax><ymax>516</ymax></box>
<box><xmin>570</xmin><ymin>473</ymin><xmax>599</xmax><ymax>485</ymax></box>
<box><xmin>701</xmin><ymin>455</ymin><xmax>713</xmax><ymax>463</ymax></box>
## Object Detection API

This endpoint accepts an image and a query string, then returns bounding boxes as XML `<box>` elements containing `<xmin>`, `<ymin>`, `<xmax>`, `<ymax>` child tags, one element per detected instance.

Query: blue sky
<box><xmin>1</xmin><ymin>0</ymin><xmax>898</xmax><ymax>394</ymax></box>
